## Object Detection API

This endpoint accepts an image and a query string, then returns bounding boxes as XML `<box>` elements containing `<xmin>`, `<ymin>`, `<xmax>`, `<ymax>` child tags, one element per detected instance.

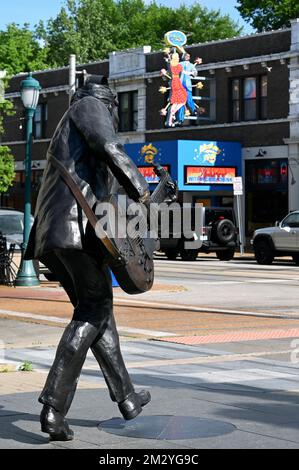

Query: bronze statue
<box><xmin>25</xmin><ymin>75</ymin><xmax>151</xmax><ymax>441</ymax></box>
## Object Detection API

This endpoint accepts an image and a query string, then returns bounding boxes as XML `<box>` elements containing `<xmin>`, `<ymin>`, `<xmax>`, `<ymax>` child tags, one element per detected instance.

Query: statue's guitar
<box><xmin>102</xmin><ymin>164</ymin><xmax>177</xmax><ymax>294</ymax></box>
<box><xmin>51</xmin><ymin>156</ymin><xmax>177</xmax><ymax>295</ymax></box>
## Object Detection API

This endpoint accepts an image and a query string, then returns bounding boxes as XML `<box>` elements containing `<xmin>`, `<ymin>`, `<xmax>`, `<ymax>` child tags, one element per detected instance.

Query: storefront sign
<box><xmin>185</xmin><ymin>166</ymin><xmax>237</xmax><ymax>185</ymax></box>
<box><xmin>125</xmin><ymin>140</ymin><xmax>242</xmax><ymax>192</ymax></box>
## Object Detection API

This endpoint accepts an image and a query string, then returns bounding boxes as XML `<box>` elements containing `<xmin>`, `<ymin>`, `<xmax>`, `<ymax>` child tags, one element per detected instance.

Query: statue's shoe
<box><xmin>118</xmin><ymin>390</ymin><xmax>151</xmax><ymax>421</ymax></box>
<box><xmin>40</xmin><ymin>405</ymin><xmax>74</xmax><ymax>441</ymax></box>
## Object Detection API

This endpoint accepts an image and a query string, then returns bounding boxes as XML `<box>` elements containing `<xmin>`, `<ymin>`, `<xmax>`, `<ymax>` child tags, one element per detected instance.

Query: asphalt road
<box><xmin>121</xmin><ymin>254</ymin><xmax>299</xmax><ymax>316</ymax></box>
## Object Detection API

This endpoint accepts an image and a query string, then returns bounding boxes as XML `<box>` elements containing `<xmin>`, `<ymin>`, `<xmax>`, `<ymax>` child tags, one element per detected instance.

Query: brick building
<box><xmin>2</xmin><ymin>19</ymin><xmax>299</xmax><ymax>237</ymax></box>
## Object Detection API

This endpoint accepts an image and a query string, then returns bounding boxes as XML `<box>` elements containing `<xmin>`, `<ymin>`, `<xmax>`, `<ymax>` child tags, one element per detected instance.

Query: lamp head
<box><xmin>20</xmin><ymin>72</ymin><xmax>41</xmax><ymax>111</ymax></box>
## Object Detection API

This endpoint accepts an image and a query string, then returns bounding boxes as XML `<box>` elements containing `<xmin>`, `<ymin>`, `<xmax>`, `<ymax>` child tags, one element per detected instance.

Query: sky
<box><xmin>0</xmin><ymin>0</ymin><xmax>253</xmax><ymax>34</ymax></box>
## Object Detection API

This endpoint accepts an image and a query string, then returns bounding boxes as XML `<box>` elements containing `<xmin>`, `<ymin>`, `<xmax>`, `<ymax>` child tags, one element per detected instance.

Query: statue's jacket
<box><xmin>25</xmin><ymin>93</ymin><xmax>149</xmax><ymax>261</ymax></box>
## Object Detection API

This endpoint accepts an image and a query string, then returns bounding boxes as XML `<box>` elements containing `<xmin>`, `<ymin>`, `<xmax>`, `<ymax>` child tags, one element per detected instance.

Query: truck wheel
<box><xmin>254</xmin><ymin>240</ymin><xmax>274</xmax><ymax>265</ymax></box>
<box><xmin>180</xmin><ymin>249</ymin><xmax>198</xmax><ymax>262</ymax></box>
<box><xmin>217</xmin><ymin>249</ymin><xmax>235</xmax><ymax>261</ymax></box>
<box><xmin>164</xmin><ymin>249</ymin><xmax>179</xmax><ymax>261</ymax></box>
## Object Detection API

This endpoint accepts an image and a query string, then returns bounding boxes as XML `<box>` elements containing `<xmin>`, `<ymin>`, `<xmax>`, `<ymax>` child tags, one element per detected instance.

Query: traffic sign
<box><xmin>233</xmin><ymin>177</ymin><xmax>243</xmax><ymax>196</ymax></box>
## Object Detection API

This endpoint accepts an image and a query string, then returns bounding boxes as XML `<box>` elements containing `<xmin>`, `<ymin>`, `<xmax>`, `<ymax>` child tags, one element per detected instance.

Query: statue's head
<box><xmin>170</xmin><ymin>53</ymin><xmax>180</xmax><ymax>66</ymax></box>
<box><xmin>72</xmin><ymin>75</ymin><xmax>119</xmax><ymax>131</ymax></box>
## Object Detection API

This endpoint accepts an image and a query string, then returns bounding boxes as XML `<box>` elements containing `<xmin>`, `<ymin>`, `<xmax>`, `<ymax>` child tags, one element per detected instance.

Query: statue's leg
<box><xmin>39</xmin><ymin>250</ymin><xmax>150</xmax><ymax>426</ymax></box>
<box><xmin>38</xmin><ymin>250</ymin><xmax>113</xmax><ymax>417</ymax></box>
<box><xmin>91</xmin><ymin>313</ymin><xmax>134</xmax><ymax>403</ymax></box>
<box><xmin>91</xmin><ymin>294</ymin><xmax>151</xmax><ymax>421</ymax></box>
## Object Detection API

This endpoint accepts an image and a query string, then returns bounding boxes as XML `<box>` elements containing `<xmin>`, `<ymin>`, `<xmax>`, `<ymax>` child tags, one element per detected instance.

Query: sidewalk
<box><xmin>1</xmin><ymin>318</ymin><xmax>299</xmax><ymax>449</ymax></box>
<box><xmin>1</xmin><ymin>276</ymin><xmax>299</xmax><ymax>449</ymax></box>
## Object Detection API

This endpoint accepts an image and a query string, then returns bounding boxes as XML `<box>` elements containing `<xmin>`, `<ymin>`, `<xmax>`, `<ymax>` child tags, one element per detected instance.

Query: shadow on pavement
<box><xmin>1</xmin><ymin>370</ymin><xmax>299</xmax><ymax>446</ymax></box>
<box><xmin>0</xmin><ymin>405</ymin><xmax>99</xmax><ymax>446</ymax></box>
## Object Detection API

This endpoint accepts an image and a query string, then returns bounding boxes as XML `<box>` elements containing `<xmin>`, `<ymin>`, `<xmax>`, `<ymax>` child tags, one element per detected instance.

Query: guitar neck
<box><xmin>150</xmin><ymin>174</ymin><xmax>169</xmax><ymax>205</ymax></box>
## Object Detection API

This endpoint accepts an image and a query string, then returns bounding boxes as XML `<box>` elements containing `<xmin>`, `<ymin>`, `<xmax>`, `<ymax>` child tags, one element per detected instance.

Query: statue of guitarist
<box><xmin>24</xmin><ymin>75</ymin><xmax>152</xmax><ymax>441</ymax></box>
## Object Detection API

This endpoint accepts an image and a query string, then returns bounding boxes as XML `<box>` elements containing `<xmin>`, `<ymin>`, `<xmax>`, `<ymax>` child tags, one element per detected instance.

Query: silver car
<box><xmin>251</xmin><ymin>211</ymin><xmax>299</xmax><ymax>265</ymax></box>
<box><xmin>0</xmin><ymin>209</ymin><xmax>34</xmax><ymax>250</ymax></box>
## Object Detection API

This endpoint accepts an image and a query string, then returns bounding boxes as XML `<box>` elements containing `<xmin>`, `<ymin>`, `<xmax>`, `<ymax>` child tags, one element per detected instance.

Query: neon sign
<box><xmin>185</xmin><ymin>166</ymin><xmax>237</xmax><ymax>185</ymax></box>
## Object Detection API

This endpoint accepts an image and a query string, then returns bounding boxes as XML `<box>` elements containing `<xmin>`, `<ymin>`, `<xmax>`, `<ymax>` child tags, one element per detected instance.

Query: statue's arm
<box><xmin>70</xmin><ymin>96</ymin><xmax>149</xmax><ymax>202</ymax></box>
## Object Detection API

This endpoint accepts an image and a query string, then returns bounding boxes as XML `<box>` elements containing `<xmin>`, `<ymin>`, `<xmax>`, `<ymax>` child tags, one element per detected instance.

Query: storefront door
<box><xmin>245</xmin><ymin>159</ymin><xmax>289</xmax><ymax>236</ymax></box>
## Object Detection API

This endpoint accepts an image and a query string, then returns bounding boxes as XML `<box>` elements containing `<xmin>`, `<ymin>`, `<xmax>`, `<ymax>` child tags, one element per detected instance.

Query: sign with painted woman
<box><xmin>159</xmin><ymin>30</ymin><xmax>206</xmax><ymax>128</ymax></box>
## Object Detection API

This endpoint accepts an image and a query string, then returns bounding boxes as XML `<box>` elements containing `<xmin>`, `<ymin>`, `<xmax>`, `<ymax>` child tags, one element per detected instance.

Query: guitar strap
<box><xmin>49</xmin><ymin>155</ymin><xmax>121</xmax><ymax>261</ymax></box>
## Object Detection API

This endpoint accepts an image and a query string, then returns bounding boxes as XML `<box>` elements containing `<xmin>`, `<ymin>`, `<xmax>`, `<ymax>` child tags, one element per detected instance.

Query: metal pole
<box><xmin>69</xmin><ymin>54</ymin><xmax>76</xmax><ymax>105</ymax></box>
<box><xmin>15</xmin><ymin>108</ymin><xmax>40</xmax><ymax>287</ymax></box>
<box><xmin>236</xmin><ymin>195</ymin><xmax>244</xmax><ymax>256</ymax></box>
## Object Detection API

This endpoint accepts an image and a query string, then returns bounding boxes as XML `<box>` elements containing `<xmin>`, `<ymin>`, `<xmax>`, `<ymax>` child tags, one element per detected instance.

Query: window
<box><xmin>244</xmin><ymin>77</ymin><xmax>257</xmax><ymax>121</ymax></box>
<box><xmin>33</xmin><ymin>103</ymin><xmax>48</xmax><ymax>139</ymax></box>
<box><xmin>282</xmin><ymin>213</ymin><xmax>299</xmax><ymax>228</ymax></box>
<box><xmin>118</xmin><ymin>91</ymin><xmax>138</xmax><ymax>132</ymax></box>
<box><xmin>246</xmin><ymin>159</ymin><xmax>288</xmax><ymax>186</ymax></box>
<box><xmin>0</xmin><ymin>214</ymin><xmax>24</xmax><ymax>235</ymax></box>
<box><xmin>232</xmin><ymin>79</ymin><xmax>240</xmax><ymax>122</ymax></box>
<box><xmin>230</xmin><ymin>76</ymin><xmax>267</xmax><ymax>122</ymax></box>
<box><xmin>260</xmin><ymin>75</ymin><xmax>268</xmax><ymax>119</ymax></box>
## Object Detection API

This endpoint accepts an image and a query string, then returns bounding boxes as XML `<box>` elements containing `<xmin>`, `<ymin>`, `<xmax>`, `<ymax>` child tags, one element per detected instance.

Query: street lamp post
<box><xmin>15</xmin><ymin>73</ymin><xmax>41</xmax><ymax>287</ymax></box>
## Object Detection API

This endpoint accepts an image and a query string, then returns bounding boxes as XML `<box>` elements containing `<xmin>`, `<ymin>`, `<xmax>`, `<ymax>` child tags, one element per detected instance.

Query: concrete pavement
<box><xmin>1</xmin><ymin>318</ymin><xmax>299</xmax><ymax>449</ymax></box>
<box><xmin>1</xmin><ymin>256</ymin><xmax>299</xmax><ymax>449</ymax></box>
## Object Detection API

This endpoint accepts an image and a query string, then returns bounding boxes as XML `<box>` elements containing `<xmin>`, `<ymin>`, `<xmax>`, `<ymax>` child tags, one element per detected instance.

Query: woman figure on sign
<box><xmin>161</xmin><ymin>52</ymin><xmax>187</xmax><ymax>127</ymax></box>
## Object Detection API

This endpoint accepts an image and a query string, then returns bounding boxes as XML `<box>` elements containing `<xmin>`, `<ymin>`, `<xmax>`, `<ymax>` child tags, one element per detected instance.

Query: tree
<box><xmin>0</xmin><ymin>23</ymin><xmax>49</xmax><ymax>75</ymax></box>
<box><xmin>40</xmin><ymin>0</ymin><xmax>242</xmax><ymax>67</ymax></box>
<box><xmin>39</xmin><ymin>0</ymin><xmax>120</xmax><ymax>66</ymax></box>
<box><xmin>237</xmin><ymin>0</ymin><xmax>299</xmax><ymax>32</ymax></box>
<box><xmin>0</xmin><ymin>75</ymin><xmax>15</xmax><ymax>203</ymax></box>
<box><xmin>0</xmin><ymin>147</ymin><xmax>15</xmax><ymax>196</ymax></box>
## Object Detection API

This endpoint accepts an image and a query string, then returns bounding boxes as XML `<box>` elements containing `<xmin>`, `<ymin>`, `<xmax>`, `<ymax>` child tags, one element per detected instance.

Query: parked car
<box><xmin>251</xmin><ymin>211</ymin><xmax>299</xmax><ymax>265</ymax></box>
<box><xmin>0</xmin><ymin>209</ymin><xmax>52</xmax><ymax>280</ymax></box>
<box><xmin>0</xmin><ymin>209</ymin><xmax>34</xmax><ymax>250</ymax></box>
<box><xmin>159</xmin><ymin>206</ymin><xmax>239</xmax><ymax>261</ymax></box>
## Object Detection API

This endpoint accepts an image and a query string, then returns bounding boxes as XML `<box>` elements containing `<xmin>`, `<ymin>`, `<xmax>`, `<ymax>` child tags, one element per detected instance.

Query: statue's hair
<box><xmin>71</xmin><ymin>75</ymin><xmax>118</xmax><ymax>108</ymax></box>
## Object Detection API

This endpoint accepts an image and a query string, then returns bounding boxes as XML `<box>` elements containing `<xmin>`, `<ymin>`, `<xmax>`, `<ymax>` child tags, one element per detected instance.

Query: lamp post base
<box><xmin>15</xmin><ymin>259</ymin><xmax>40</xmax><ymax>287</ymax></box>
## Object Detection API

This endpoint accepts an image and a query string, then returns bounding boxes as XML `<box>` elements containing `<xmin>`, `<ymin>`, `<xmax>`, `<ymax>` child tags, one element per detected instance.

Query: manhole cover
<box><xmin>99</xmin><ymin>415</ymin><xmax>236</xmax><ymax>440</ymax></box>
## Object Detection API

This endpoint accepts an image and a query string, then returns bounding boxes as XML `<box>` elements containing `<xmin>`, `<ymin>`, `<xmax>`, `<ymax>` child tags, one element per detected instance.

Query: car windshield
<box><xmin>0</xmin><ymin>215</ymin><xmax>24</xmax><ymax>235</ymax></box>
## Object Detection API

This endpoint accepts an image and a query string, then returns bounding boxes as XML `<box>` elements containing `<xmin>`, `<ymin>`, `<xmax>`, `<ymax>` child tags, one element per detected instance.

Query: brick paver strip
<box><xmin>160</xmin><ymin>328</ymin><xmax>299</xmax><ymax>345</ymax></box>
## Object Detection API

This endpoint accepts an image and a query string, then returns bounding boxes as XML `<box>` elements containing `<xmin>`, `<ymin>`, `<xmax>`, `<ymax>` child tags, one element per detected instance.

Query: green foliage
<box><xmin>0</xmin><ymin>23</ymin><xmax>49</xmax><ymax>75</ymax></box>
<box><xmin>0</xmin><ymin>76</ymin><xmax>15</xmax><ymax>194</ymax></box>
<box><xmin>0</xmin><ymin>79</ymin><xmax>14</xmax><ymax>135</ymax></box>
<box><xmin>0</xmin><ymin>146</ymin><xmax>15</xmax><ymax>194</ymax></box>
<box><xmin>0</xmin><ymin>1</ymin><xmax>242</xmax><ymax>71</ymax></box>
<box><xmin>19</xmin><ymin>361</ymin><xmax>34</xmax><ymax>372</ymax></box>
<box><xmin>40</xmin><ymin>0</ymin><xmax>242</xmax><ymax>67</ymax></box>
<box><xmin>42</xmin><ymin>0</ymin><xmax>119</xmax><ymax>66</ymax></box>
<box><xmin>237</xmin><ymin>0</ymin><xmax>299</xmax><ymax>32</ymax></box>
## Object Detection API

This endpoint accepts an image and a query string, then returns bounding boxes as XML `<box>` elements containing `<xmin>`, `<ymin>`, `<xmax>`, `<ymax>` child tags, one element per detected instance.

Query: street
<box><xmin>150</xmin><ymin>255</ymin><xmax>299</xmax><ymax>315</ymax></box>
<box><xmin>1</xmin><ymin>255</ymin><xmax>299</xmax><ymax>448</ymax></box>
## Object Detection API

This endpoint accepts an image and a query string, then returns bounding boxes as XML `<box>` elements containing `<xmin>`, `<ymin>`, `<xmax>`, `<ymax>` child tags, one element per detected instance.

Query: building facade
<box><xmin>2</xmin><ymin>19</ymin><xmax>299</xmax><ymax>239</ymax></box>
